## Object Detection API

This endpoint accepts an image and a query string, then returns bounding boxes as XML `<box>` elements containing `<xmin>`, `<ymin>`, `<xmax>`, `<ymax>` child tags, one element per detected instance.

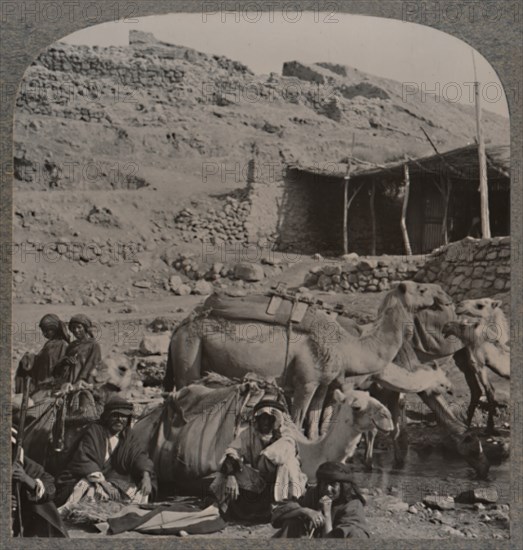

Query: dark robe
<box><xmin>271</xmin><ymin>487</ymin><xmax>370</xmax><ymax>539</ymax></box>
<box><xmin>15</xmin><ymin>339</ymin><xmax>68</xmax><ymax>393</ymax></box>
<box><xmin>12</xmin><ymin>456</ymin><xmax>68</xmax><ymax>538</ymax></box>
<box><xmin>53</xmin><ymin>338</ymin><xmax>102</xmax><ymax>384</ymax></box>
<box><xmin>56</xmin><ymin>422</ymin><xmax>156</xmax><ymax>505</ymax></box>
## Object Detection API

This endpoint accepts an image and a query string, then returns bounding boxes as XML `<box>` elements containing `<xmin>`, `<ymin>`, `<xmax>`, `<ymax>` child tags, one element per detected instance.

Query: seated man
<box><xmin>11</xmin><ymin>429</ymin><xmax>68</xmax><ymax>537</ymax></box>
<box><xmin>211</xmin><ymin>399</ymin><xmax>306</xmax><ymax>523</ymax></box>
<box><xmin>271</xmin><ymin>461</ymin><xmax>370</xmax><ymax>538</ymax></box>
<box><xmin>56</xmin><ymin>395</ymin><xmax>155</xmax><ymax>510</ymax></box>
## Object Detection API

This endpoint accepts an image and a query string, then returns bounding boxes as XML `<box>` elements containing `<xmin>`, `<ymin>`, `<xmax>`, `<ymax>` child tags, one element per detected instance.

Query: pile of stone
<box><xmin>304</xmin><ymin>255</ymin><xmax>424</xmax><ymax>293</ymax></box>
<box><xmin>135</xmin><ymin>333</ymin><xmax>170</xmax><ymax>387</ymax></box>
<box><xmin>174</xmin><ymin>194</ymin><xmax>252</xmax><ymax>245</ymax></box>
<box><xmin>414</xmin><ymin>237</ymin><xmax>510</xmax><ymax>300</ymax></box>
<box><xmin>162</xmin><ymin>250</ymin><xmax>275</xmax><ymax>295</ymax></box>
<box><xmin>17</xmin><ymin>237</ymin><xmax>143</xmax><ymax>268</ymax></box>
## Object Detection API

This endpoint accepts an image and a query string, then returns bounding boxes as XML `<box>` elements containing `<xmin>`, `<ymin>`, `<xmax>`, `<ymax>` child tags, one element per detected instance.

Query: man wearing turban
<box><xmin>211</xmin><ymin>399</ymin><xmax>307</xmax><ymax>523</ymax></box>
<box><xmin>55</xmin><ymin>395</ymin><xmax>155</xmax><ymax>509</ymax></box>
<box><xmin>271</xmin><ymin>461</ymin><xmax>370</xmax><ymax>538</ymax></box>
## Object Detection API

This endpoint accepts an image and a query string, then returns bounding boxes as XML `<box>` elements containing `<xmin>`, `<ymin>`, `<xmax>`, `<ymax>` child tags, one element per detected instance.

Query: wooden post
<box><xmin>441</xmin><ymin>177</ymin><xmax>452</xmax><ymax>245</ymax></box>
<box><xmin>400</xmin><ymin>161</ymin><xmax>412</xmax><ymax>255</ymax></box>
<box><xmin>370</xmin><ymin>182</ymin><xmax>376</xmax><ymax>255</ymax></box>
<box><xmin>472</xmin><ymin>51</ymin><xmax>491</xmax><ymax>238</ymax></box>
<box><xmin>342</xmin><ymin>134</ymin><xmax>356</xmax><ymax>255</ymax></box>
<box><xmin>342</xmin><ymin>178</ymin><xmax>349</xmax><ymax>255</ymax></box>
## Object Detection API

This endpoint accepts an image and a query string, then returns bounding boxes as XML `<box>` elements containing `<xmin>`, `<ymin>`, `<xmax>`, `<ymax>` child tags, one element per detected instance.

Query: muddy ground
<box><xmin>12</xmin><ymin>287</ymin><xmax>511</xmax><ymax>541</ymax></box>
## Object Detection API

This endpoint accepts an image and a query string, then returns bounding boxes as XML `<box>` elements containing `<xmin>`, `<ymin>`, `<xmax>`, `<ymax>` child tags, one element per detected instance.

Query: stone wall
<box><xmin>303</xmin><ymin>255</ymin><xmax>425</xmax><ymax>293</ymax></box>
<box><xmin>414</xmin><ymin>237</ymin><xmax>510</xmax><ymax>300</ymax></box>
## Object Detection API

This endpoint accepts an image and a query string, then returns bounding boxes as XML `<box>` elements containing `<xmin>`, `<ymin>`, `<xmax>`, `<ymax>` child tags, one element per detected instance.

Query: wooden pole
<box><xmin>370</xmin><ymin>182</ymin><xmax>376</xmax><ymax>255</ymax></box>
<box><xmin>342</xmin><ymin>134</ymin><xmax>356</xmax><ymax>255</ymax></box>
<box><xmin>472</xmin><ymin>51</ymin><xmax>491</xmax><ymax>238</ymax></box>
<box><xmin>442</xmin><ymin>177</ymin><xmax>452</xmax><ymax>245</ymax></box>
<box><xmin>14</xmin><ymin>376</ymin><xmax>31</xmax><ymax>537</ymax></box>
<box><xmin>342</xmin><ymin>178</ymin><xmax>349</xmax><ymax>255</ymax></box>
<box><xmin>400</xmin><ymin>161</ymin><xmax>412</xmax><ymax>255</ymax></box>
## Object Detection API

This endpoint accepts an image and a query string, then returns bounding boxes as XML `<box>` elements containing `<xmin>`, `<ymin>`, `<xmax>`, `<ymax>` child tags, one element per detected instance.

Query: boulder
<box><xmin>169</xmin><ymin>275</ymin><xmax>184</xmax><ymax>291</ymax></box>
<box><xmin>234</xmin><ymin>262</ymin><xmax>265</xmax><ymax>282</ymax></box>
<box><xmin>373</xmin><ymin>495</ymin><xmax>409</xmax><ymax>513</ymax></box>
<box><xmin>174</xmin><ymin>284</ymin><xmax>192</xmax><ymax>296</ymax></box>
<box><xmin>133</xmin><ymin>280</ymin><xmax>152</xmax><ymax>289</ymax></box>
<box><xmin>455</xmin><ymin>487</ymin><xmax>498</xmax><ymax>504</ymax></box>
<box><xmin>139</xmin><ymin>334</ymin><xmax>171</xmax><ymax>356</ymax></box>
<box><xmin>192</xmin><ymin>280</ymin><xmax>213</xmax><ymax>295</ymax></box>
<box><xmin>423</xmin><ymin>495</ymin><xmax>455</xmax><ymax>510</ymax></box>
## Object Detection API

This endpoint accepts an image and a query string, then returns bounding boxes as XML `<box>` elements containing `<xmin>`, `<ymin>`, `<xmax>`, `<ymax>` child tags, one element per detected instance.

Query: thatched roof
<box><xmin>287</xmin><ymin>144</ymin><xmax>510</xmax><ymax>186</ymax></box>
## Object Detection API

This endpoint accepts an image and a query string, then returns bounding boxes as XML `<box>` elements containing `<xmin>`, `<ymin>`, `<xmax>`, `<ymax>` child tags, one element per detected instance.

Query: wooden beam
<box><xmin>400</xmin><ymin>162</ymin><xmax>412</xmax><ymax>255</ymax></box>
<box><xmin>370</xmin><ymin>182</ymin><xmax>376</xmax><ymax>255</ymax></box>
<box><xmin>420</xmin><ymin>126</ymin><xmax>470</xmax><ymax>181</ymax></box>
<box><xmin>472</xmin><ymin>51</ymin><xmax>491</xmax><ymax>238</ymax></box>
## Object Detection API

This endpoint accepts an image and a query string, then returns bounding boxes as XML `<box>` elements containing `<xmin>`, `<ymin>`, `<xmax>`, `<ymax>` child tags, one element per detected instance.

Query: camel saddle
<box><xmin>201</xmin><ymin>292</ymin><xmax>342</xmax><ymax>329</ymax></box>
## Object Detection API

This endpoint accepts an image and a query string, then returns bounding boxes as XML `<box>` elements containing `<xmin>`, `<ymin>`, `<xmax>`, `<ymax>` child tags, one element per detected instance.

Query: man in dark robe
<box><xmin>53</xmin><ymin>314</ymin><xmax>102</xmax><ymax>385</ymax></box>
<box><xmin>56</xmin><ymin>395</ymin><xmax>156</xmax><ymax>509</ymax></box>
<box><xmin>15</xmin><ymin>314</ymin><xmax>69</xmax><ymax>394</ymax></box>
<box><xmin>12</xmin><ymin>430</ymin><xmax>68</xmax><ymax>537</ymax></box>
<box><xmin>271</xmin><ymin>462</ymin><xmax>370</xmax><ymax>539</ymax></box>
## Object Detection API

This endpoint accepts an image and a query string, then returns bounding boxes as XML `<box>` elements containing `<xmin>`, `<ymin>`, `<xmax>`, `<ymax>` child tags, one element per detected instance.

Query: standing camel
<box><xmin>165</xmin><ymin>282</ymin><xmax>445</xmax><ymax>436</ymax></box>
<box><xmin>443</xmin><ymin>298</ymin><xmax>509</xmax><ymax>434</ymax></box>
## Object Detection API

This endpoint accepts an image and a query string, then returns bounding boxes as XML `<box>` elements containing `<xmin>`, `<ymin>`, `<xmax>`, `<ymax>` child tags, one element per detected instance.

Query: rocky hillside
<box><xmin>12</xmin><ymin>30</ymin><xmax>509</xmax><ymax>306</ymax></box>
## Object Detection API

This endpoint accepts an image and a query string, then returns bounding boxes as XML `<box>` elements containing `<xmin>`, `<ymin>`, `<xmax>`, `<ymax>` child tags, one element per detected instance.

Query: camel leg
<box><xmin>477</xmin><ymin>366</ymin><xmax>499</xmax><ymax>435</ymax></box>
<box><xmin>453</xmin><ymin>348</ymin><xmax>482</xmax><ymax>428</ymax></box>
<box><xmin>364</xmin><ymin>430</ymin><xmax>377</xmax><ymax>470</ymax></box>
<box><xmin>169</xmin><ymin>327</ymin><xmax>203</xmax><ymax>389</ymax></box>
<box><xmin>388</xmin><ymin>391</ymin><xmax>408</xmax><ymax>470</ymax></box>
<box><xmin>306</xmin><ymin>384</ymin><xmax>329</xmax><ymax>440</ymax></box>
<box><xmin>418</xmin><ymin>391</ymin><xmax>490</xmax><ymax>479</ymax></box>
<box><xmin>291</xmin><ymin>381</ymin><xmax>318</xmax><ymax>434</ymax></box>
<box><xmin>369</xmin><ymin>385</ymin><xmax>407</xmax><ymax>469</ymax></box>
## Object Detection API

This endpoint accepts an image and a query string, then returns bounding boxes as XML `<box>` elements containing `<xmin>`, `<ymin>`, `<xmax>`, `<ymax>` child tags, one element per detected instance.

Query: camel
<box><xmin>165</xmin><ymin>281</ymin><xmax>444</xmax><ymax>438</ymax></box>
<box><xmin>443</xmin><ymin>298</ymin><xmax>510</xmax><ymax>434</ymax></box>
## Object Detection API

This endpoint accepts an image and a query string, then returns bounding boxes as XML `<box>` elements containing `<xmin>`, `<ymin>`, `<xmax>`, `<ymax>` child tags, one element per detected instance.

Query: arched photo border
<box><xmin>0</xmin><ymin>1</ymin><xmax>521</xmax><ymax>548</ymax></box>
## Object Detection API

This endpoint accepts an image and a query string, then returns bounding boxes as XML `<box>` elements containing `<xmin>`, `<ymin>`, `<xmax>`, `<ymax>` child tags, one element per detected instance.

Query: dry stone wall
<box><xmin>414</xmin><ymin>237</ymin><xmax>510</xmax><ymax>300</ymax></box>
<box><xmin>303</xmin><ymin>255</ymin><xmax>425</xmax><ymax>292</ymax></box>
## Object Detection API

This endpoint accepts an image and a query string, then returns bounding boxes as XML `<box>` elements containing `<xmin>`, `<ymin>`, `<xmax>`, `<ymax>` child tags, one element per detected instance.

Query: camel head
<box><xmin>422</xmin><ymin>362</ymin><xmax>453</xmax><ymax>396</ymax></box>
<box><xmin>455</xmin><ymin>298</ymin><xmax>508</xmax><ymax>345</ymax></box>
<box><xmin>442</xmin><ymin>319</ymin><xmax>481</xmax><ymax>346</ymax></box>
<box><xmin>385</xmin><ymin>281</ymin><xmax>439</xmax><ymax>313</ymax></box>
<box><xmin>103</xmin><ymin>354</ymin><xmax>134</xmax><ymax>393</ymax></box>
<box><xmin>342</xmin><ymin>387</ymin><xmax>394</xmax><ymax>434</ymax></box>
<box><xmin>456</xmin><ymin>298</ymin><xmax>503</xmax><ymax>319</ymax></box>
<box><xmin>422</xmin><ymin>283</ymin><xmax>454</xmax><ymax>309</ymax></box>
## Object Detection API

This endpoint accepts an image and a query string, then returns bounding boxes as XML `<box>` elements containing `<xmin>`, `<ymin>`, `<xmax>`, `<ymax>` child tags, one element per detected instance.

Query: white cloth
<box><xmin>58</xmin><ymin>479</ymin><xmax>148</xmax><ymax>515</ymax></box>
